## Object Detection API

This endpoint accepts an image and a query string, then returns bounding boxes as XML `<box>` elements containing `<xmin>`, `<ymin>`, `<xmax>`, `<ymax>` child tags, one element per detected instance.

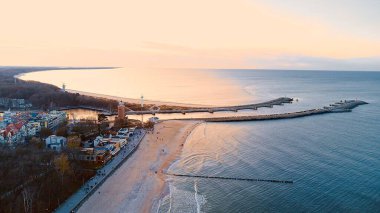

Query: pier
<box><xmin>126</xmin><ymin>97</ymin><xmax>293</xmax><ymax>115</ymax></box>
<box><xmin>166</xmin><ymin>173</ymin><xmax>293</xmax><ymax>184</ymax></box>
<box><xmin>172</xmin><ymin>100</ymin><xmax>368</xmax><ymax>122</ymax></box>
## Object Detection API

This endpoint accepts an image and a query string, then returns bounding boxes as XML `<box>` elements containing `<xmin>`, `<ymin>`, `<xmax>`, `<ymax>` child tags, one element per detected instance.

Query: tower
<box><xmin>62</xmin><ymin>83</ymin><xmax>66</xmax><ymax>92</ymax></box>
<box><xmin>117</xmin><ymin>100</ymin><xmax>125</xmax><ymax>119</ymax></box>
<box><xmin>140</xmin><ymin>95</ymin><xmax>144</xmax><ymax>123</ymax></box>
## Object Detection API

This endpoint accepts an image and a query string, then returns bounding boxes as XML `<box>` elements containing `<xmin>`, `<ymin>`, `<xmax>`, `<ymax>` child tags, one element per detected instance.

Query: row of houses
<box><xmin>77</xmin><ymin>128</ymin><xmax>136</xmax><ymax>165</ymax></box>
<box><xmin>0</xmin><ymin>110</ymin><xmax>67</xmax><ymax>144</ymax></box>
<box><xmin>0</xmin><ymin>98</ymin><xmax>32</xmax><ymax>109</ymax></box>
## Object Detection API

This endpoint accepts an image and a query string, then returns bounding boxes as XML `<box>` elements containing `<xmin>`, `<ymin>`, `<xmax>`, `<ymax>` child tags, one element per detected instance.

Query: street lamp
<box><xmin>141</xmin><ymin>95</ymin><xmax>144</xmax><ymax>125</ymax></box>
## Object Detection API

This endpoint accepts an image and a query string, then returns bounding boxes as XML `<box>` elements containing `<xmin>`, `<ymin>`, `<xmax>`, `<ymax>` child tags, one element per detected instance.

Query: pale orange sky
<box><xmin>1</xmin><ymin>0</ymin><xmax>379</xmax><ymax>70</ymax></box>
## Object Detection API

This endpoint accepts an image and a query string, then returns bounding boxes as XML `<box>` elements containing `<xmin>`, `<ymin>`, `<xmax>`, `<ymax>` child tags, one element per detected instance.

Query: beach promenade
<box><xmin>76</xmin><ymin>120</ymin><xmax>199</xmax><ymax>213</ymax></box>
<box><xmin>55</xmin><ymin>129</ymin><xmax>146</xmax><ymax>213</ymax></box>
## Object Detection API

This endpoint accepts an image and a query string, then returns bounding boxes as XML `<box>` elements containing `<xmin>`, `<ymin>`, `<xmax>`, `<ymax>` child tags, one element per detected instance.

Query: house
<box><xmin>45</xmin><ymin>135</ymin><xmax>67</xmax><ymax>151</ymax></box>
<box><xmin>95</xmin><ymin>144</ymin><xmax>119</xmax><ymax>156</ymax></box>
<box><xmin>45</xmin><ymin>111</ymin><xmax>67</xmax><ymax>130</ymax></box>
<box><xmin>118</xmin><ymin>128</ymin><xmax>129</xmax><ymax>135</ymax></box>
<box><xmin>95</xmin><ymin>136</ymin><xmax>127</xmax><ymax>149</ymax></box>
<box><xmin>0</xmin><ymin>130</ymin><xmax>5</xmax><ymax>144</ymax></box>
<box><xmin>14</xmin><ymin>121</ymin><xmax>27</xmax><ymax>137</ymax></box>
<box><xmin>0</xmin><ymin>98</ymin><xmax>31</xmax><ymax>109</ymax></box>
<box><xmin>116</xmin><ymin>128</ymin><xmax>129</xmax><ymax>138</ymax></box>
<box><xmin>27</xmin><ymin>122</ymin><xmax>41</xmax><ymax>136</ymax></box>
<box><xmin>78</xmin><ymin>148</ymin><xmax>111</xmax><ymax>164</ymax></box>
<box><xmin>35</xmin><ymin>111</ymin><xmax>67</xmax><ymax>130</ymax></box>
<box><xmin>4</xmin><ymin>123</ymin><xmax>23</xmax><ymax>143</ymax></box>
<box><xmin>149</xmin><ymin>117</ymin><xmax>159</xmax><ymax>123</ymax></box>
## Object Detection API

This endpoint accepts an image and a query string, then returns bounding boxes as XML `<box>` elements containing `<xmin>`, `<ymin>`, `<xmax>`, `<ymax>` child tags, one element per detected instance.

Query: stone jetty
<box><xmin>175</xmin><ymin>100</ymin><xmax>368</xmax><ymax>122</ymax></box>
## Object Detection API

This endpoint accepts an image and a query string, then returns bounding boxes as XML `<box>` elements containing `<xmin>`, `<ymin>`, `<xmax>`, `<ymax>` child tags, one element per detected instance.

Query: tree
<box><xmin>99</xmin><ymin>121</ymin><xmax>110</xmax><ymax>134</ymax></box>
<box><xmin>39</xmin><ymin>127</ymin><xmax>53</xmax><ymax>139</ymax></box>
<box><xmin>143</xmin><ymin>121</ymin><xmax>155</xmax><ymax>129</ymax></box>
<box><xmin>22</xmin><ymin>187</ymin><xmax>34</xmax><ymax>213</ymax></box>
<box><xmin>98</xmin><ymin>113</ymin><xmax>107</xmax><ymax>123</ymax></box>
<box><xmin>54</xmin><ymin>154</ymin><xmax>71</xmax><ymax>184</ymax></box>
<box><xmin>67</xmin><ymin>135</ymin><xmax>81</xmax><ymax>149</ymax></box>
<box><xmin>56</xmin><ymin>126</ymin><xmax>68</xmax><ymax>137</ymax></box>
<box><xmin>114</xmin><ymin>118</ymin><xmax>128</xmax><ymax>129</ymax></box>
<box><xmin>29</xmin><ymin>137</ymin><xmax>44</xmax><ymax>149</ymax></box>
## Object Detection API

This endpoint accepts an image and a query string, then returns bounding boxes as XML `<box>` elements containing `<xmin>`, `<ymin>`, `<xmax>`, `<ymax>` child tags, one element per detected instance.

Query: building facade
<box><xmin>45</xmin><ymin>135</ymin><xmax>67</xmax><ymax>151</ymax></box>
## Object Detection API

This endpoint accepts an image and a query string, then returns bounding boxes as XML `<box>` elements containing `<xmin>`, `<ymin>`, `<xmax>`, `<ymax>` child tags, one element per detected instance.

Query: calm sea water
<box><xmin>21</xmin><ymin>69</ymin><xmax>380</xmax><ymax>212</ymax></box>
<box><xmin>159</xmin><ymin>70</ymin><xmax>380</xmax><ymax>213</ymax></box>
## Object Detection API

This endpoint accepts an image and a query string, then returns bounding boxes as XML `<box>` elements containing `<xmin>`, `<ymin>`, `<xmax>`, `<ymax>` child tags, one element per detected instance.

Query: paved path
<box><xmin>55</xmin><ymin>129</ymin><xmax>146</xmax><ymax>213</ymax></box>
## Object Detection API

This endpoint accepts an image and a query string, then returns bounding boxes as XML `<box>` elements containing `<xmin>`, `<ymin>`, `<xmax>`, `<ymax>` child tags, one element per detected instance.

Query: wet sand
<box><xmin>77</xmin><ymin>120</ymin><xmax>200</xmax><ymax>213</ymax></box>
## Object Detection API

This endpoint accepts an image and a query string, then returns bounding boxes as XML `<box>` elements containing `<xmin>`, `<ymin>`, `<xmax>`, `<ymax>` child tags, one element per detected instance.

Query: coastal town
<box><xmin>0</xmin><ymin>87</ymin><xmax>369</xmax><ymax>212</ymax></box>
<box><xmin>0</xmin><ymin>62</ymin><xmax>371</xmax><ymax>213</ymax></box>
<box><xmin>0</xmin><ymin>98</ymin><xmax>147</xmax><ymax>161</ymax></box>
<box><xmin>0</xmin><ymin>95</ymin><xmax>152</xmax><ymax>212</ymax></box>
<box><xmin>1</xmin><ymin>0</ymin><xmax>379</xmax><ymax>211</ymax></box>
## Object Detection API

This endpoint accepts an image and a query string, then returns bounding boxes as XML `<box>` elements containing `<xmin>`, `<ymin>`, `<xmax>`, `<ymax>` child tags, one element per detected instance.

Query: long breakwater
<box><xmin>172</xmin><ymin>99</ymin><xmax>368</xmax><ymax>122</ymax></box>
<box><xmin>166</xmin><ymin>173</ymin><xmax>294</xmax><ymax>184</ymax></box>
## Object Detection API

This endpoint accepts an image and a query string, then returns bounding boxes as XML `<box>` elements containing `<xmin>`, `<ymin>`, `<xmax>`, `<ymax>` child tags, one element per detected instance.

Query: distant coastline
<box><xmin>12</xmin><ymin>67</ymin><xmax>209</xmax><ymax>108</ymax></box>
<box><xmin>66</xmin><ymin>89</ymin><xmax>209</xmax><ymax>108</ymax></box>
<box><xmin>12</xmin><ymin>66</ymin><xmax>118</xmax><ymax>85</ymax></box>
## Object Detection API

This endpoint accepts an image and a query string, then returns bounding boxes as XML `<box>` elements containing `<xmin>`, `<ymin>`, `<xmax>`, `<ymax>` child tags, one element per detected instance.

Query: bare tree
<box><xmin>22</xmin><ymin>187</ymin><xmax>34</xmax><ymax>213</ymax></box>
<box><xmin>54</xmin><ymin>154</ymin><xmax>71</xmax><ymax>184</ymax></box>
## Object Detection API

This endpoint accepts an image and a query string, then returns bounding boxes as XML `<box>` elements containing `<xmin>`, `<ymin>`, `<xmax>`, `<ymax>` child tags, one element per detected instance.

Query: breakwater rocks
<box><xmin>166</xmin><ymin>173</ymin><xmax>293</xmax><ymax>184</ymax></box>
<box><xmin>126</xmin><ymin>97</ymin><xmax>293</xmax><ymax>115</ymax></box>
<box><xmin>176</xmin><ymin>100</ymin><xmax>368</xmax><ymax>122</ymax></box>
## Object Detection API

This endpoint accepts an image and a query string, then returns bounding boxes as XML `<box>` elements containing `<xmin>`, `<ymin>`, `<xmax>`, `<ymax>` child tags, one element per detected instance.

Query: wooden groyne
<box><xmin>126</xmin><ymin>97</ymin><xmax>293</xmax><ymax>115</ymax></box>
<box><xmin>166</xmin><ymin>173</ymin><xmax>293</xmax><ymax>184</ymax></box>
<box><xmin>174</xmin><ymin>100</ymin><xmax>368</xmax><ymax>122</ymax></box>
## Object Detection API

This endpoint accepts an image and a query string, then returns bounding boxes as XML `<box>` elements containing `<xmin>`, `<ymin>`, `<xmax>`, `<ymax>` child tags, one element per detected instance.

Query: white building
<box><xmin>116</xmin><ymin>128</ymin><xmax>129</xmax><ymax>138</ymax></box>
<box><xmin>148</xmin><ymin>117</ymin><xmax>159</xmax><ymax>123</ymax></box>
<box><xmin>46</xmin><ymin>111</ymin><xmax>67</xmax><ymax>130</ymax></box>
<box><xmin>94</xmin><ymin>136</ymin><xmax>127</xmax><ymax>150</ymax></box>
<box><xmin>45</xmin><ymin>135</ymin><xmax>67</xmax><ymax>151</ymax></box>
<box><xmin>27</xmin><ymin>122</ymin><xmax>41</xmax><ymax>136</ymax></box>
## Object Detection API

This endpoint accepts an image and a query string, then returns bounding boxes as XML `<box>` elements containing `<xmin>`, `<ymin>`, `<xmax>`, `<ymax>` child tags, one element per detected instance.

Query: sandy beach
<box><xmin>77</xmin><ymin>120</ymin><xmax>200</xmax><ymax>213</ymax></box>
<box><xmin>67</xmin><ymin>89</ymin><xmax>210</xmax><ymax>108</ymax></box>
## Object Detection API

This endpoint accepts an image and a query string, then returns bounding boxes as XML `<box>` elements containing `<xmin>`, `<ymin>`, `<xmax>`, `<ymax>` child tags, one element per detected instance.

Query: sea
<box><xmin>20</xmin><ymin>68</ymin><xmax>380</xmax><ymax>212</ymax></box>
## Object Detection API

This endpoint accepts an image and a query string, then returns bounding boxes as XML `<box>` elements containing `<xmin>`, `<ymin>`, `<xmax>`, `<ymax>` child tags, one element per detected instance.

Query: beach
<box><xmin>77</xmin><ymin>120</ymin><xmax>201</xmax><ymax>213</ymax></box>
<box><xmin>67</xmin><ymin>89</ymin><xmax>210</xmax><ymax>108</ymax></box>
<box><xmin>13</xmin><ymin>68</ymin><xmax>380</xmax><ymax>212</ymax></box>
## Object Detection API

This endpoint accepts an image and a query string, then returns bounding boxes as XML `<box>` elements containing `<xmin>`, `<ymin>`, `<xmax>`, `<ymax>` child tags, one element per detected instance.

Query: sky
<box><xmin>1</xmin><ymin>0</ymin><xmax>379</xmax><ymax>70</ymax></box>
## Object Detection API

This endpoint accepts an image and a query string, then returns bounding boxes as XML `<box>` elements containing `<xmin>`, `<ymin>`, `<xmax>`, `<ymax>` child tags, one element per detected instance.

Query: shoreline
<box><xmin>150</xmin><ymin>121</ymin><xmax>202</xmax><ymax>213</ymax></box>
<box><xmin>77</xmin><ymin>120</ymin><xmax>201</xmax><ymax>213</ymax></box>
<box><xmin>67</xmin><ymin>89</ymin><xmax>210</xmax><ymax>108</ymax></box>
<box><xmin>13</xmin><ymin>68</ymin><xmax>210</xmax><ymax>108</ymax></box>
